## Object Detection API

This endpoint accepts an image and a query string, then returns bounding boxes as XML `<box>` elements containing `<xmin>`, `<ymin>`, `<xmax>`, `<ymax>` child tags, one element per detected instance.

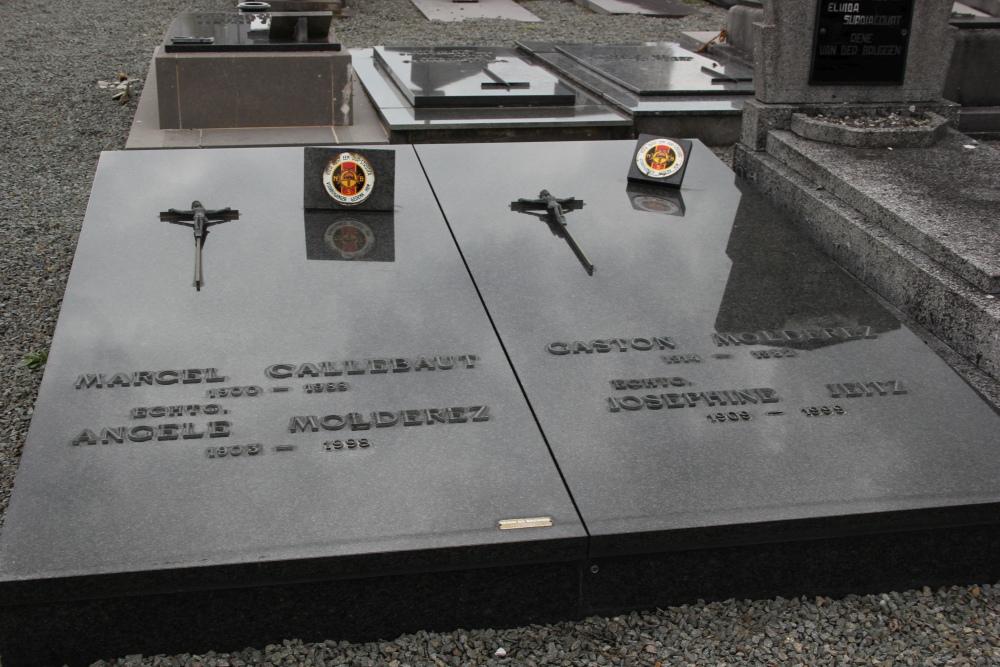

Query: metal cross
<box><xmin>510</xmin><ymin>190</ymin><xmax>592</xmax><ymax>275</ymax></box>
<box><xmin>158</xmin><ymin>201</ymin><xmax>240</xmax><ymax>291</ymax></box>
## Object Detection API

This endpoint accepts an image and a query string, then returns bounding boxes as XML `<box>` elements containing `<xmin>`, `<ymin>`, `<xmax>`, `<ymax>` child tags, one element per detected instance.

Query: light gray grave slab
<box><xmin>573</xmin><ymin>0</ymin><xmax>698</xmax><ymax>17</ymax></box>
<box><xmin>409</xmin><ymin>0</ymin><xmax>541</xmax><ymax>22</ymax></box>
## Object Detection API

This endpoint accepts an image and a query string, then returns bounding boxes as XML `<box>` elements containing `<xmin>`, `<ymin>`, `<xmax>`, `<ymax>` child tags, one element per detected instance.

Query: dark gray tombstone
<box><xmin>414</xmin><ymin>139</ymin><xmax>1000</xmax><ymax>611</ymax></box>
<box><xmin>554</xmin><ymin>43</ymin><xmax>753</xmax><ymax>96</ymax></box>
<box><xmin>573</xmin><ymin>0</ymin><xmax>699</xmax><ymax>16</ymax></box>
<box><xmin>164</xmin><ymin>12</ymin><xmax>340</xmax><ymax>52</ymax></box>
<box><xmin>0</xmin><ymin>146</ymin><xmax>585</xmax><ymax>666</ymax></box>
<box><xmin>155</xmin><ymin>13</ymin><xmax>352</xmax><ymax>130</ymax></box>
<box><xmin>352</xmin><ymin>46</ymin><xmax>631</xmax><ymax>143</ymax></box>
<box><xmin>515</xmin><ymin>42</ymin><xmax>753</xmax><ymax>144</ymax></box>
<box><xmin>374</xmin><ymin>46</ymin><xmax>576</xmax><ymax>108</ymax></box>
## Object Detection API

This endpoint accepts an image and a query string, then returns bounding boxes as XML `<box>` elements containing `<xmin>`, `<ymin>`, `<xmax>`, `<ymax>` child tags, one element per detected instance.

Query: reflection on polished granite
<box><xmin>374</xmin><ymin>46</ymin><xmax>576</xmax><ymax>108</ymax></box>
<box><xmin>352</xmin><ymin>48</ymin><xmax>631</xmax><ymax>138</ymax></box>
<box><xmin>416</xmin><ymin>139</ymin><xmax>1000</xmax><ymax>556</ymax></box>
<box><xmin>517</xmin><ymin>41</ymin><xmax>751</xmax><ymax>118</ymax></box>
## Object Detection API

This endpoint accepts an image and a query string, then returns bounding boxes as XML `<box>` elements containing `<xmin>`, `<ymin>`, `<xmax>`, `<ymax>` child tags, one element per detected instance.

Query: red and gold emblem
<box><xmin>636</xmin><ymin>138</ymin><xmax>685</xmax><ymax>178</ymax></box>
<box><xmin>324</xmin><ymin>220</ymin><xmax>375</xmax><ymax>259</ymax></box>
<box><xmin>322</xmin><ymin>152</ymin><xmax>376</xmax><ymax>205</ymax></box>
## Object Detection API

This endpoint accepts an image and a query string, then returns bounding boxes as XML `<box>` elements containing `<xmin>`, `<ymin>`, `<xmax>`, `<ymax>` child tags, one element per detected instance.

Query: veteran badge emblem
<box><xmin>325</xmin><ymin>220</ymin><xmax>375</xmax><ymax>259</ymax></box>
<box><xmin>322</xmin><ymin>152</ymin><xmax>376</xmax><ymax>205</ymax></box>
<box><xmin>636</xmin><ymin>138</ymin><xmax>685</xmax><ymax>179</ymax></box>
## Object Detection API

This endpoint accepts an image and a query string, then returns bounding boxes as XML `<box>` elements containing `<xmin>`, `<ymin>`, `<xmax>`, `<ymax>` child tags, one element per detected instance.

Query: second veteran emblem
<box><xmin>636</xmin><ymin>138</ymin><xmax>685</xmax><ymax>179</ymax></box>
<box><xmin>322</xmin><ymin>152</ymin><xmax>376</xmax><ymax>206</ymax></box>
<box><xmin>325</xmin><ymin>219</ymin><xmax>375</xmax><ymax>259</ymax></box>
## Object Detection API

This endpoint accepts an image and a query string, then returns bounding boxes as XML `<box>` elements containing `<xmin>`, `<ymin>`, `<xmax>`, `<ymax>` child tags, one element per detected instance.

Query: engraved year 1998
<box><xmin>801</xmin><ymin>405</ymin><xmax>846</xmax><ymax>416</ymax></box>
<box><xmin>323</xmin><ymin>438</ymin><xmax>371</xmax><ymax>451</ymax></box>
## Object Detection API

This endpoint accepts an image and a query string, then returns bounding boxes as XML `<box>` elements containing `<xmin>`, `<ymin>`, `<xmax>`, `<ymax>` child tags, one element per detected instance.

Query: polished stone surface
<box><xmin>810</xmin><ymin>0</ymin><xmax>912</xmax><ymax>86</ymax></box>
<box><xmin>754</xmin><ymin>0</ymin><xmax>954</xmax><ymax>104</ymax></box>
<box><xmin>555</xmin><ymin>43</ymin><xmax>753</xmax><ymax>96</ymax></box>
<box><xmin>154</xmin><ymin>45</ymin><xmax>353</xmax><ymax>129</ymax></box>
<box><xmin>374</xmin><ymin>46</ymin><xmax>576</xmax><ymax>108</ymax></box>
<box><xmin>127</xmin><ymin>61</ymin><xmax>388</xmax><ymax>149</ymax></box>
<box><xmin>409</xmin><ymin>0</ymin><xmax>541</xmax><ymax>22</ymax></box>
<box><xmin>416</xmin><ymin>139</ymin><xmax>1000</xmax><ymax>556</ymax></box>
<box><xmin>352</xmin><ymin>48</ymin><xmax>630</xmax><ymax>137</ymax></box>
<box><xmin>0</xmin><ymin>146</ymin><xmax>584</xmax><ymax>596</ymax></box>
<box><xmin>573</xmin><ymin>0</ymin><xmax>698</xmax><ymax>16</ymax></box>
<box><xmin>164</xmin><ymin>12</ymin><xmax>340</xmax><ymax>52</ymax></box>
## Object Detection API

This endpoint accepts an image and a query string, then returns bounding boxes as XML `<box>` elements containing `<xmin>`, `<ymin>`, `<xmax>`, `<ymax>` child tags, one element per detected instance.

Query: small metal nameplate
<box><xmin>498</xmin><ymin>517</ymin><xmax>553</xmax><ymax>530</ymax></box>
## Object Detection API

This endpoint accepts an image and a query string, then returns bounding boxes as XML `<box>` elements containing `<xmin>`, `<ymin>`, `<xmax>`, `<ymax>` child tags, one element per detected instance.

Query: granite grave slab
<box><xmin>373</xmin><ymin>46</ymin><xmax>576</xmax><ymax>108</ymax></box>
<box><xmin>572</xmin><ymin>0</ymin><xmax>698</xmax><ymax>17</ymax></box>
<box><xmin>409</xmin><ymin>0</ymin><xmax>541</xmax><ymax>22</ymax></box>
<box><xmin>555</xmin><ymin>43</ymin><xmax>753</xmax><ymax>96</ymax></box>
<box><xmin>352</xmin><ymin>47</ymin><xmax>631</xmax><ymax>143</ymax></box>
<box><xmin>415</xmin><ymin>140</ymin><xmax>1000</xmax><ymax>603</ymax></box>
<box><xmin>155</xmin><ymin>12</ymin><xmax>352</xmax><ymax>130</ymax></box>
<box><xmin>164</xmin><ymin>11</ymin><xmax>341</xmax><ymax>52</ymax></box>
<box><xmin>0</xmin><ymin>146</ymin><xmax>584</xmax><ymax>666</ymax></box>
<box><xmin>515</xmin><ymin>42</ymin><xmax>751</xmax><ymax>144</ymax></box>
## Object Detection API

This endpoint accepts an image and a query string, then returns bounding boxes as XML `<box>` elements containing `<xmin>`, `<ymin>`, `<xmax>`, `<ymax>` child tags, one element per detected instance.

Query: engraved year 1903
<box><xmin>205</xmin><ymin>443</ymin><xmax>262</xmax><ymax>458</ymax></box>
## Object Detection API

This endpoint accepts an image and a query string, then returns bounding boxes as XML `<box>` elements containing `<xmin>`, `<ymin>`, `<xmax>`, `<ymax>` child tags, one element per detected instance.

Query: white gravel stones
<box><xmin>2</xmin><ymin>1</ymin><xmax>1000</xmax><ymax>666</ymax></box>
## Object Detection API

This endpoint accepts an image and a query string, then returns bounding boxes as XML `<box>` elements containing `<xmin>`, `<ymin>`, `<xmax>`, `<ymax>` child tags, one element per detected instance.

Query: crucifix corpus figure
<box><xmin>510</xmin><ymin>190</ymin><xmax>593</xmax><ymax>275</ymax></box>
<box><xmin>158</xmin><ymin>201</ymin><xmax>240</xmax><ymax>291</ymax></box>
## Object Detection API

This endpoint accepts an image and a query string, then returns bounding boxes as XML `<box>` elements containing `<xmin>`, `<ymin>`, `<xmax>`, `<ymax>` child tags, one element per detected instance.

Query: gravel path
<box><xmin>2</xmin><ymin>1</ymin><xmax>999</xmax><ymax>666</ymax></box>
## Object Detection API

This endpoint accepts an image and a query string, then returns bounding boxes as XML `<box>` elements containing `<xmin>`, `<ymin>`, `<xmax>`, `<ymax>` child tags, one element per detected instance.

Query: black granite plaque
<box><xmin>373</xmin><ymin>46</ymin><xmax>576</xmax><ymax>108</ymax></box>
<box><xmin>416</xmin><ymin>140</ymin><xmax>1000</xmax><ymax>561</ymax></box>
<box><xmin>0</xmin><ymin>147</ymin><xmax>583</xmax><ymax>665</ymax></box>
<box><xmin>303</xmin><ymin>147</ymin><xmax>396</xmax><ymax>211</ymax></box>
<box><xmin>164</xmin><ymin>12</ymin><xmax>341</xmax><ymax>53</ymax></box>
<box><xmin>809</xmin><ymin>0</ymin><xmax>913</xmax><ymax>85</ymax></box>
<box><xmin>554</xmin><ymin>43</ymin><xmax>754</xmax><ymax>96</ymax></box>
<box><xmin>626</xmin><ymin>134</ymin><xmax>693</xmax><ymax>188</ymax></box>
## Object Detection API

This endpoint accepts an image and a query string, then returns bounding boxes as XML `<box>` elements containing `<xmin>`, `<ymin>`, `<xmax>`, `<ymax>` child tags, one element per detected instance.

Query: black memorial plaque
<box><xmin>810</xmin><ymin>0</ymin><xmax>914</xmax><ymax>85</ymax></box>
<box><xmin>373</xmin><ymin>46</ymin><xmax>576</xmax><ymax>108</ymax></box>
<box><xmin>416</xmin><ymin>140</ymin><xmax>1000</xmax><ymax>571</ymax></box>
<box><xmin>164</xmin><ymin>12</ymin><xmax>341</xmax><ymax>52</ymax></box>
<box><xmin>554</xmin><ymin>43</ymin><xmax>754</xmax><ymax>96</ymax></box>
<box><xmin>0</xmin><ymin>147</ymin><xmax>583</xmax><ymax>666</ymax></box>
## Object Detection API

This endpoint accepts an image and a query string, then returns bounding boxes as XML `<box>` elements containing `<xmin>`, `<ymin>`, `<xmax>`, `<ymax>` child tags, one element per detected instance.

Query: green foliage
<box><xmin>20</xmin><ymin>349</ymin><xmax>48</xmax><ymax>371</ymax></box>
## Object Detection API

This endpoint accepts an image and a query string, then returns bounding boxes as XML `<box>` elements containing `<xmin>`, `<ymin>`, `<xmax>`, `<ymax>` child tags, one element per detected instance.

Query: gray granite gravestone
<box><xmin>155</xmin><ymin>13</ymin><xmax>352</xmax><ymax>129</ymax></box>
<box><xmin>732</xmin><ymin>0</ymin><xmax>1000</xmax><ymax>387</ymax></box>
<box><xmin>352</xmin><ymin>46</ymin><xmax>630</xmax><ymax>143</ymax></box>
<box><xmin>373</xmin><ymin>46</ymin><xmax>576</xmax><ymax>108</ymax></box>
<box><xmin>0</xmin><ymin>146</ymin><xmax>584</xmax><ymax>666</ymax></box>
<box><xmin>572</xmin><ymin>0</ymin><xmax>698</xmax><ymax>17</ymax></box>
<box><xmin>408</xmin><ymin>0</ymin><xmax>541</xmax><ymax>22</ymax></box>
<box><xmin>515</xmin><ymin>42</ymin><xmax>753</xmax><ymax>145</ymax></box>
